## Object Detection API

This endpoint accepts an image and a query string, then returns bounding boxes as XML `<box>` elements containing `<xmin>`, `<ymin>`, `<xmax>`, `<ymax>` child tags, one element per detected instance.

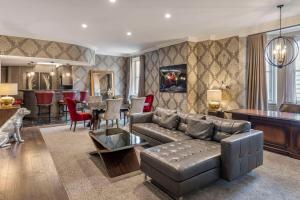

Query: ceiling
<box><xmin>0</xmin><ymin>0</ymin><xmax>300</xmax><ymax>56</ymax></box>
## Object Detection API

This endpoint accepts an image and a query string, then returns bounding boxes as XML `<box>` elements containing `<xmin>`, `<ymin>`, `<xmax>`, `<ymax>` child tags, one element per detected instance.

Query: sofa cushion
<box><xmin>177</xmin><ymin>112</ymin><xmax>206</xmax><ymax>132</ymax></box>
<box><xmin>140</xmin><ymin>140</ymin><xmax>221</xmax><ymax>182</ymax></box>
<box><xmin>186</xmin><ymin>119</ymin><xmax>214</xmax><ymax>140</ymax></box>
<box><xmin>152</xmin><ymin>107</ymin><xmax>177</xmax><ymax>125</ymax></box>
<box><xmin>206</xmin><ymin>116</ymin><xmax>251</xmax><ymax>142</ymax></box>
<box><xmin>159</xmin><ymin>113</ymin><xmax>179</xmax><ymax>130</ymax></box>
<box><xmin>132</xmin><ymin>123</ymin><xmax>191</xmax><ymax>143</ymax></box>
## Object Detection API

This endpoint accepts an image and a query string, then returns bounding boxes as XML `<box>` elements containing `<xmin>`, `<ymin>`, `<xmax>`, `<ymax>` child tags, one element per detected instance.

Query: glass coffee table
<box><xmin>89</xmin><ymin>128</ymin><xmax>148</xmax><ymax>177</ymax></box>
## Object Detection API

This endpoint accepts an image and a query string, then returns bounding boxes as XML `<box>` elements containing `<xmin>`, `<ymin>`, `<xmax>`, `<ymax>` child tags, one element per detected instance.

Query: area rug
<box><xmin>40</xmin><ymin>125</ymin><xmax>300</xmax><ymax>200</ymax></box>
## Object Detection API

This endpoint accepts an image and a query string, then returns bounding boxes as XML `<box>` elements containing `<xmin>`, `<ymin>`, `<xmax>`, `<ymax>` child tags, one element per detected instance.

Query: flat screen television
<box><xmin>159</xmin><ymin>64</ymin><xmax>187</xmax><ymax>93</ymax></box>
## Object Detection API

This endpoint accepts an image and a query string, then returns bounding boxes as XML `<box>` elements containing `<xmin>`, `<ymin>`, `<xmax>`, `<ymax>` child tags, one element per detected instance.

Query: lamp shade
<box><xmin>0</xmin><ymin>83</ymin><xmax>18</xmax><ymax>96</ymax></box>
<box><xmin>207</xmin><ymin>89</ymin><xmax>222</xmax><ymax>102</ymax></box>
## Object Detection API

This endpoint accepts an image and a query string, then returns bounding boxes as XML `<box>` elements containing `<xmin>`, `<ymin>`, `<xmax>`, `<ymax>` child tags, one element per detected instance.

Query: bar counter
<box><xmin>20</xmin><ymin>89</ymin><xmax>79</xmax><ymax>119</ymax></box>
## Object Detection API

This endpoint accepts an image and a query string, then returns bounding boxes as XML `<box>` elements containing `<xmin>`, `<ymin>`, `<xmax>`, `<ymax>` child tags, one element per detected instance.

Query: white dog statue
<box><xmin>0</xmin><ymin>108</ymin><xmax>31</xmax><ymax>148</ymax></box>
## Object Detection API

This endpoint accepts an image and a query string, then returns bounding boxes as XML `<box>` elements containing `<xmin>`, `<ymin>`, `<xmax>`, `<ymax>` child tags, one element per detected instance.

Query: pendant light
<box><xmin>265</xmin><ymin>5</ymin><xmax>299</xmax><ymax>68</ymax></box>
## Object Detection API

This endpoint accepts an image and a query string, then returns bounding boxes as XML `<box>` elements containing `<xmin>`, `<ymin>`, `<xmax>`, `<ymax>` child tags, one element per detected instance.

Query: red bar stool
<box><xmin>58</xmin><ymin>91</ymin><xmax>77</xmax><ymax>121</ymax></box>
<box><xmin>143</xmin><ymin>94</ymin><xmax>154</xmax><ymax>112</ymax></box>
<box><xmin>35</xmin><ymin>91</ymin><xmax>54</xmax><ymax>123</ymax></box>
<box><xmin>76</xmin><ymin>90</ymin><xmax>89</xmax><ymax>111</ymax></box>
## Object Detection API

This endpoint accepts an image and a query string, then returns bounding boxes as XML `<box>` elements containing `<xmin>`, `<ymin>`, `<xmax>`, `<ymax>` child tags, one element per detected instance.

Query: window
<box><xmin>266</xmin><ymin>61</ymin><xmax>277</xmax><ymax>104</ymax></box>
<box><xmin>129</xmin><ymin>57</ymin><xmax>141</xmax><ymax>96</ymax></box>
<box><xmin>295</xmin><ymin>40</ymin><xmax>300</xmax><ymax>103</ymax></box>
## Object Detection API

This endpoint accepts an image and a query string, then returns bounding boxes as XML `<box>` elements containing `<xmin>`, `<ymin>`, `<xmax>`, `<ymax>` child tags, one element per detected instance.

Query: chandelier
<box><xmin>265</xmin><ymin>5</ymin><xmax>299</xmax><ymax>68</ymax></box>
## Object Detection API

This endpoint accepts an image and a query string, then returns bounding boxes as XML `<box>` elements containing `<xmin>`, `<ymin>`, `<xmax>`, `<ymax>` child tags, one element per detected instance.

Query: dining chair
<box><xmin>143</xmin><ymin>94</ymin><xmax>154</xmax><ymax>112</ymax></box>
<box><xmin>99</xmin><ymin>98</ymin><xmax>123</xmax><ymax>128</ymax></box>
<box><xmin>66</xmin><ymin>98</ymin><xmax>92</xmax><ymax>132</ymax></box>
<box><xmin>125</xmin><ymin>97</ymin><xmax>146</xmax><ymax>125</ymax></box>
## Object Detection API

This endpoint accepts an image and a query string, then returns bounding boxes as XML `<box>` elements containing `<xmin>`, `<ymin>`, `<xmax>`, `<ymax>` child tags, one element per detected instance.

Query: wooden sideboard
<box><xmin>227</xmin><ymin>109</ymin><xmax>300</xmax><ymax>160</ymax></box>
<box><xmin>0</xmin><ymin>106</ymin><xmax>19</xmax><ymax>126</ymax></box>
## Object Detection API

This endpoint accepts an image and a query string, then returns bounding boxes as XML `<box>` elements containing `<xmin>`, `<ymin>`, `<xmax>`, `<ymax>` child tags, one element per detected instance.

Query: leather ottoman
<box><xmin>140</xmin><ymin>140</ymin><xmax>221</xmax><ymax>199</ymax></box>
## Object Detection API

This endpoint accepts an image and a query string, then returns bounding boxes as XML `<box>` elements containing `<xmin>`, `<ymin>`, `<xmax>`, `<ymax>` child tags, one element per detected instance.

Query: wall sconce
<box><xmin>50</xmin><ymin>71</ymin><xmax>55</xmax><ymax>76</ymax></box>
<box><xmin>66</xmin><ymin>72</ymin><xmax>71</xmax><ymax>77</ymax></box>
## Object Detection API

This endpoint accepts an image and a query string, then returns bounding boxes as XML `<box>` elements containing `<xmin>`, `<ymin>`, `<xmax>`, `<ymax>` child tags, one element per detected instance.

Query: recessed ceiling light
<box><xmin>165</xmin><ymin>13</ymin><xmax>171</xmax><ymax>19</ymax></box>
<box><xmin>109</xmin><ymin>0</ymin><xmax>116</xmax><ymax>3</ymax></box>
<box><xmin>81</xmin><ymin>24</ymin><xmax>88</xmax><ymax>29</ymax></box>
<box><xmin>126</xmin><ymin>32</ymin><xmax>132</xmax><ymax>36</ymax></box>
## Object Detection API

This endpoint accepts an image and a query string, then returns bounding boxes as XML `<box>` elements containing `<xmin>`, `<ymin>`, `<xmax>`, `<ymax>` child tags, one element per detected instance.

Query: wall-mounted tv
<box><xmin>159</xmin><ymin>64</ymin><xmax>187</xmax><ymax>93</ymax></box>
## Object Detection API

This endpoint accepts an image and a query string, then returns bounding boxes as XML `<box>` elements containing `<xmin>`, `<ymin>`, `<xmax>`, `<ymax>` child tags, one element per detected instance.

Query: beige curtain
<box><xmin>246</xmin><ymin>34</ymin><xmax>268</xmax><ymax>110</ymax></box>
<box><xmin>138</xmin><ymin>55</ymin><xmax>145</xmax><ymax>97</ymax></box>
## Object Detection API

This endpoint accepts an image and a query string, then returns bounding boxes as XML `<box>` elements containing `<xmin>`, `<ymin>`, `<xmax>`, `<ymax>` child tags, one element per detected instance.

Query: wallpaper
<box><xmin>72</xmin><ymin>55</ymin><xmax>128</xmax><ymax>97</ymax></box>
<box><xmin>197</xmin><ymin>36</ymin><xmax>247</xmax><ymax>113</ymax></box>
<box><xmin>145</xmin><ymin>42</ymin><xmax>189</xmax><ymax>112</ymax></box>
<box><xmin>0</xmin><ymin>35</ymin><xmax>95</xmax><ymax>65</ymax></box>
<box><xmin>144</xmin><ymin>36</ymin><xmax>247</xmax><ymax>114</ymax></box>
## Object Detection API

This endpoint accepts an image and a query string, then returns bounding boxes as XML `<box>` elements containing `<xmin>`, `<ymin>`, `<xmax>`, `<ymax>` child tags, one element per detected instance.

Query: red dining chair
<box><xmin>35</xmin><ymin>91</ymin><xmax>54</xmax><ymax>123</ymax></box>
<box><xmin>66</xmin><ymin>98</ymin><xmax>92</xmax><ymax>132</ymax></box>
<box><xmin>143</xmin><ymin>94</ymin><xmax>154</xmax><ymax>112</ymax></box>
<box><xmin>58</xmin><ymin>91</ymin><xmax>77</xmax><ymax>121</ymax></box>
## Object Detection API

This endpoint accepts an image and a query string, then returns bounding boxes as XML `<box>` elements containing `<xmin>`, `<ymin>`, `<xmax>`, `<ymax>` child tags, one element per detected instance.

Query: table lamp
<box><xmin>0</xmin><ymin>83</ymin><xmax>18</xmax><ymax>107</ymax></box>
<box><xmin>207</xmin><ymin>89</ymin><xmax>222</xmax><ymax>111</ymax></box>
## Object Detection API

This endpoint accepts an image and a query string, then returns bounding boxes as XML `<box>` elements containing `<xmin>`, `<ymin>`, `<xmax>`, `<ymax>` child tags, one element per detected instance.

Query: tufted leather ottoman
<box><xmin>140</xmin><ymin>140</ymin><xmax>221</xmax><ymax>199</ymax></box>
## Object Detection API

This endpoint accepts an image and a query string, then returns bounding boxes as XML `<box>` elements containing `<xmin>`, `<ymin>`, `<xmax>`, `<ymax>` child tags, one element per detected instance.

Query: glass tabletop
<box><xmin>89</xmin><ymin>128</ymin><xmax>147</xmax><ymax>151</ymax></box>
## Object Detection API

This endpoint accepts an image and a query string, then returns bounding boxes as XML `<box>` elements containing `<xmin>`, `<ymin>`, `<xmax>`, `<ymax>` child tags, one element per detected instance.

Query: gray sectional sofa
<box><xmin>130</xmin><ymin>107</ymin><xmax>264</xmax><ymax>199</ymax></box>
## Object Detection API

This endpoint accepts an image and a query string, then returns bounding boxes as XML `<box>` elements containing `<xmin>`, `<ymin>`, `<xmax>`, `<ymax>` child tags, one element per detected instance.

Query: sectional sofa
<box><xmin>130</xmin><ymin>107</ymin><xmax>263</xmax><ymax>199</ymax></box>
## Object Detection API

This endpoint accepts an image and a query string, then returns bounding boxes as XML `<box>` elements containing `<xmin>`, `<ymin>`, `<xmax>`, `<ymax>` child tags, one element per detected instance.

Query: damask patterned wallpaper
<box><xmin>0</xmin><ymin>35</ymin><xmax>95</xmax><ymax>65</ymax></box>
<box><xmin>72</xmin><ymin>55</ymin><xmax>128</xmax><ymax>97</ymax></box>
<box><xmin>144</xmin><ymin>36</ymin><xmax>247</xmax><ymax>114</ymax></box>
<box><xmin>197</xmin><ymin>36</ymin><xmax>247</xmax><ymax>113</ymax></box>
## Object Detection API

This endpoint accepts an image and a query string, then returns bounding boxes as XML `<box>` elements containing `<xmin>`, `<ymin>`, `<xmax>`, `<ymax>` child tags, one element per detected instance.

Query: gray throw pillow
<box><xmin>186</xmin><ymin>119</ymin><xmax>214</xmax><ymax>140</ymax></box>
<box><xmin>212</xmin><ymin>131</ymin><xmax>231</xmax><ymax>142</ymax></box>
<box><xmin>159</xmin><ymin>113</ymin><xmax>179</xmax><ymax>130</ymax></box>
<box><xmin>152</xmin><ymin>115</ymin><xmax>161</xmax><ymax>125</ymax></box>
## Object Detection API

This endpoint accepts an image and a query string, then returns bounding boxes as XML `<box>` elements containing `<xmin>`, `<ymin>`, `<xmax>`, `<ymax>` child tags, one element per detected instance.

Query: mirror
<box><xmin>90</xmin><ymin>70</ymin><xmax>114</xmax><ymax>100</ymax></box>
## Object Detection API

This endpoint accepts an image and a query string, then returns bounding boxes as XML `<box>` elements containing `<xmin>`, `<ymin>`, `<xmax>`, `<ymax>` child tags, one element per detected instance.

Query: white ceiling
<box><xmin>0</xmin><ymin>0</ymin><xmax>300</xmax><ymax>56</ymax></box>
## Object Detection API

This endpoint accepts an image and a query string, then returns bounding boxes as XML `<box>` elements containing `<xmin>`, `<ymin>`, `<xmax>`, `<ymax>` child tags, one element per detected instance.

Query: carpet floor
<box><xmin>40</xmin><ymin>125</ymin><xmax>300</xmax><ymax>200</ymax></box>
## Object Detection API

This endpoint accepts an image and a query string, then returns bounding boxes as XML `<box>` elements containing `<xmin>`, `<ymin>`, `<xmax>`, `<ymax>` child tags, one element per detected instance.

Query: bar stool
<box><xmin>58</xmin><ymin>91</ymin><xmax>77</xmax><ymax>121</ymax></box>
<box><xmin>35</xmin><ymin>91</ymin><xmax>54</xmax><ymax>123</ymax></box>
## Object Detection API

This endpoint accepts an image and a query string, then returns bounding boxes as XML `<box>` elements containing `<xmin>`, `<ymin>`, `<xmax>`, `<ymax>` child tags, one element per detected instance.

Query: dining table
<box><xmin>87</xmin><ymin>101</ymin><xmax>149</xmax><ymax>129</ymax></box>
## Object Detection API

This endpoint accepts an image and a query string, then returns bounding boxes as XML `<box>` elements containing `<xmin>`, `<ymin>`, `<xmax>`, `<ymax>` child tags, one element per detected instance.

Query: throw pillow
<box><xmin>152</xmin><ymin>115</ymin><xmax>161</xmax><ymax>125</ymax></box>
<box><xmin>186</xmin><ymin>119</ymin><xmax>214</xmax><ymax>140</ymax></box>
<box><xmin>159</xmin><ymin>113</ymin><xmax>179</xmax><ymax>130</ymax></box>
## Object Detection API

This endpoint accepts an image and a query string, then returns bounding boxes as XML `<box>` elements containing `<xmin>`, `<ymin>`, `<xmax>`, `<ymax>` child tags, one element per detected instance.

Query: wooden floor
<box><xmin>0</xmin><ymin>128</ymin><xmax>69</xmax><ymax>200</ymax></box>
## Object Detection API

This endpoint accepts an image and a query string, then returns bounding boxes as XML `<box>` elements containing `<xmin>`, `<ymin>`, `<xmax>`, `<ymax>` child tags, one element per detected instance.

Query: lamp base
<box><xmin>0</xmin><ymin>96</ymin><xmax>15</xmax><ymax>107</ymax></box>
<box><xmin>208</xmin><ymin>102</ymin><xmax>221</xmax><ymax>111</ymax></box>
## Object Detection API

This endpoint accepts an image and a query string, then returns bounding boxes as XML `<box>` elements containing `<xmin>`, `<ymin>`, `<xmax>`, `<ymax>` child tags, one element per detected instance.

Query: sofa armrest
<box><xmin>221</xmin><ymin>129</ymin><xmax>263</xmax><ymax>181</ymax></box>
<box><xmin>129</xmin><ymin>112</ymin><xmax>154</xmax><ymax>131</ymax></box>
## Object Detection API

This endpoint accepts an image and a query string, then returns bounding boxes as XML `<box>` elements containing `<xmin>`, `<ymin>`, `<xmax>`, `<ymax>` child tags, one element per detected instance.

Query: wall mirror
<box><xmin>90</xmin><ymin>70</ymin><xmax>115</xmax><ymax>100</ymax></box>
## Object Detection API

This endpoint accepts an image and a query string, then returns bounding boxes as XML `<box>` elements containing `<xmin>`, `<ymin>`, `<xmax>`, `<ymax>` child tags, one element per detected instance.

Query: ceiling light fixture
<box><xmin>165</xmin><ymin>13</ymin><xmax>171</xmax><ymax>19</ymax></box>
<box><xmin>265</xmin><ymin>5</ymin><xmax>299</xmax><ymax>68</ymax></box>
<box><xmin>109</xmin><ymin>0</ymin><xmax>116</xmax><ymax>3</ymax></box>
<box><xmin>126</xmin><ymin>32</ymin><xmax>132</xmax><ymax>36</ymax></box>
<box><xmin>81</xmin><ymin>24</ymin><xmax>88</xmax><ymax>29</ymax></box>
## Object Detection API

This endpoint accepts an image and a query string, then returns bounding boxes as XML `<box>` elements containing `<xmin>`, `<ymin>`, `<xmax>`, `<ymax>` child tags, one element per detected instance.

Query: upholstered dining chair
<box><xmin>125</xmin><ymin>97</ymin><xmax>146</xmax><ymax>125</ymax></box>
<box><xmin>99</xmin><ymin>98</ymin><xmax>123</xmax><ymax>128</ymax></box>
<box><xmin>279</xmin><ymin>103</ymin><xmax>300</xmax><ymax>113</ymax></box>
<box><xmin>143</xmin><ymin>94</ymin><xmax>154</xmax><ymax>112</ymax></box>
<box><xmin>66</xmin><ymin>98</ymin><xmax>92</xmax><ymax>132</ymax></box>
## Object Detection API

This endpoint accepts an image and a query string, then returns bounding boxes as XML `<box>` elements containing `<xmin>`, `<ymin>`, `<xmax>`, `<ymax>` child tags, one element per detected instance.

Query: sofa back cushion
<box><xmin>185</xmin><ymin>118</ymin><xmax>214</xmax><ymax>140</ymax></box>
<box><xmin>206</xmin><ymin>116</ymin><xmax>251</xmax><ymax>142</ymax></box>
<box><xmin>177</xmin><ymin>112</ymin><xmax>206</xmax><ymax>132</ymax></box>
<box><xmin>159</xmin><ymin>113</ymin><xmax>179</xmax><ymax>130</ymax></box>
<box><xmin>152</xmin><ymin>107</ymin><xmax>177</xmax><ymax>125</ymax></box>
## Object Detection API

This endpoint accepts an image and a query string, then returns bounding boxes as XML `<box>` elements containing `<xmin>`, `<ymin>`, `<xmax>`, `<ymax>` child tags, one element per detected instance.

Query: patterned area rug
<box><xmin>40</xmin><ymin>125</ymin><xmax>300</xmax><ymax>200</ymax></box>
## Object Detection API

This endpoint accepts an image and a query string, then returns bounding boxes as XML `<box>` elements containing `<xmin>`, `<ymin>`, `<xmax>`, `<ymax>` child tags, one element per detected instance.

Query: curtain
<box><xmin>138</xmin><ymin>55</ymin><xmax>145</xmax><ymax>97</ymax></box>
<box><xmin>125</xmin><ymin>58</ymin><xmax>131</xmax><ymax>101</ymax></box>
<box><xmin>277</xmin><ymin>38</ymin><xmax>297</xmax><ymax>104</ymax></box>
<box><xmin>246</xmin><ymin>33</ymin><xmax>268</xmax><ymax>110</ymax></box>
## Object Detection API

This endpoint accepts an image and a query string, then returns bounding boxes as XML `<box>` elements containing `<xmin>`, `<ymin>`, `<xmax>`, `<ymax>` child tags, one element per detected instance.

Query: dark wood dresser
<box><xmin>0</xmin><ymin>106</ymin><xmax>19</xmax><ymax>126</ymax></box>
<box><xmin>227</xmin><ymin>109</ymin><xmax>300</xmax><ymax>160</ymax></box>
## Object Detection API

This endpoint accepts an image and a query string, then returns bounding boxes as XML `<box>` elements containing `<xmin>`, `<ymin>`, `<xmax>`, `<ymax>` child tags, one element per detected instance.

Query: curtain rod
<box><xmin>248</xmin><ymin>23</ymin><xmax>300</xmax><ymax>36</ymax></box>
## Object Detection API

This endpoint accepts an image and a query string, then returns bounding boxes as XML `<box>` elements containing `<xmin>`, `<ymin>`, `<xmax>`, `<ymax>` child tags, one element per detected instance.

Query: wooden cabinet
<box><xmin>228</xmin><ymin>109</ymin><xmax>300</xmax><ymax>160</ymax></box>
<box><xmin>0</xmin><ymin>106</ymin><xmax>19</xmax><ymax>126</ymax></box>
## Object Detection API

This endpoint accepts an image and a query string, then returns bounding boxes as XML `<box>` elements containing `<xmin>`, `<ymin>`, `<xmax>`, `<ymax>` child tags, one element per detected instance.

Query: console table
<box><xmin>227</xmin><ymin>109</ymin><xmax>300</xmax><ymax>160</ymax></box>
<box><xmin>0</xmin><ymin>106</ymin><xmax>19</xmax><ymax>126</ymax></box>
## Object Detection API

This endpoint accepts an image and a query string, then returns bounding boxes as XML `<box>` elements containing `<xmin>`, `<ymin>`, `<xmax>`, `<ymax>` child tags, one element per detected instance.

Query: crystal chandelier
<box><xmin>265</xmin><ymin>5</ymin><xmax>299</xmax><ymax>68</ymax></box>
